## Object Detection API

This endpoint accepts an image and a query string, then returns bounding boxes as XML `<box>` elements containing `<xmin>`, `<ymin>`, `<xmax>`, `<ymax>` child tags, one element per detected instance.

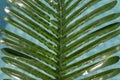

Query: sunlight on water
<box><xmin>82</xmin><ymin>70</ymin><xmax>88</xmax><ymax>75</ymax></box>
<box><xmin>0</xmin><ymin>39</ymin><xmax>4</xmax><ymax>43</ymax></box>
<box><xmin>8</xmin><ymin>0</ymin><xmax>13</xmax><ymax>3</ymax></box>
<box><xmin>0</xmin><ymin>0</ymin><xmax>120</xmax><ymax>80</ymax></box>
<box><xmin>4</xmin><ymin>17</ymin><xmax>9</xmax><ymax>22</ymax></box>
<box><xmin>15</xmin><ymin>2</ymin><xmax>25</xmax><ymax>7</ymax></box>
<box><xmin>50</xmin><ymin>0</ymin><xmax>53</xmax><ymax>2</ymax></box>
<box><xmin>99</xmin><ymin>77</ymin><xmax>103</xmax><ymax>80</ymax></box>
<box><xmin>4</xmin><ymin>7</ymin><xmax>10</xmax><ymax>13</ymax></box>
<box><xmin>90</xmin><ymin>63</ymin><xmax>103</xmax><ymax>72</ymax></box>
<box><xmin>116</xmin><ymin>46</ymin><xmax>120</xmax><ymax>51</ymax></box>
<box><xmin>12</xmin><ymin>76</ymin><xmax>21</xmax><ymax>80</ymax></box>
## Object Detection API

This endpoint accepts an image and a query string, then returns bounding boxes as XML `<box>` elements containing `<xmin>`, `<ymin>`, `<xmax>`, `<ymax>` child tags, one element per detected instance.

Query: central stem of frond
<box><xmin>56</xmin><ymin>0</ymin><xmax>66</xmax><ymax>80</ymax></box>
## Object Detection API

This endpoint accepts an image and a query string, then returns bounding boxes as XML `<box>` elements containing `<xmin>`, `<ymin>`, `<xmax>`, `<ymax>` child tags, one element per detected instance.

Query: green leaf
<box><xmin>0</xmin><ymin>0</ymin><xmax>120</xmax><ymax>80</ymax></box>
<box><xmin>81</xmin><ymin>68</ymin><xmax>120</xmax><ymax>80</ymax></box>
<box><xmin>64</xmin><ymin>56</ymin><xmax>120</xmax><ymax>80</ymax></box>
<box><xmin>63</xmin><ymin>44</ymin><xmax>120</xmax><ymax>74</ymax></box>
<box><xmin>1</xmin><ymin>48</ymin><xmax>58</xmax><ymax>77</ymax></box>
<box><xmin>2</xmin><ymin>57</ymin><xmax>53</xmax><ymax>80</ymax></box>
<box><xmin>1</xmin><ymin>68</ymin><xmax>36</xmax><ymax>80</ymax></box>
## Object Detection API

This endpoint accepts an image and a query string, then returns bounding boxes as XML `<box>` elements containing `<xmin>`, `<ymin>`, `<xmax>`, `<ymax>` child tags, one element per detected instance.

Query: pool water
<box><xmin>0</xmin><ymin>0</ymin><xmax>120</xmax><ymax>80</ymax></box>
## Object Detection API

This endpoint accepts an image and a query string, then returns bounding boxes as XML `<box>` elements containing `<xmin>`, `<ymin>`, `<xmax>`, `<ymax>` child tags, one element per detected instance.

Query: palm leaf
<box><xmin>0</xmin><ymin>0</ymin><xmax>120</xmax><ymax>80</ymax></box>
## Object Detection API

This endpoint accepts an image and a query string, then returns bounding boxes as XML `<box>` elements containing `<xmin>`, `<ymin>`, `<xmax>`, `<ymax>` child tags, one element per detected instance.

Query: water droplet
<box><xmin>90</xmin><ymin>62</ymin><xmax>103</xmax><ymax>72</ymax></box>
<box><xmin>99</xmin><ymin>77</ymin><xmax>103</xmax><ymax>80</ymax></box>
<box><xmin>50</xmin><ymin>0</ymin><xmax>53</xmax><ymax>2</ymax></box>
<box><xmin>49</xmin><ymin>0</ymin><xmax>58</xmax><ymax>5</ymax></box>
<box><xmin>4</xmin><ymin>7</ymin><xmax>10</xmax><ymax>13</ymax></box>
<box><xmin>4</xmin><ymin>17</ymin><xmax>9</xmax><ymax>21</ymax></box>
<box><xmin>0</xmin><ymin>39</ymin><xmax>4</xmax><ymax>43</ymax></box>
<box><xmin>12</xmin><ymin>76</ymin><xmax>21</xmax><ymax>80</ymax></box>
<box><xmin>82</xmin><ymin>71</ymin><xmax>88</xmax><ymax>75</ymax></box>
<box><xmin>8</xmin><ymin>0</ymin><xmax>13</xmax><ymax>3</ymax></box>
<box><xmin>15</xmin><ymin>2</ymin><xmax>25</xmax><ymax>7</ymax></box>
<box><xmin>116</xmin><ymin>46</ymin><xmax>120</xmax><ymax>50</ymax></box>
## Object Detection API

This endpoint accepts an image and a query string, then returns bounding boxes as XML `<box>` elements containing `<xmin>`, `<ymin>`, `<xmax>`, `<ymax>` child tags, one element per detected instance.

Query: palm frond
<box><xmin>0</xmin><ymin>0</ymin><xmax>120</xmax><ymax>80</ymax></box>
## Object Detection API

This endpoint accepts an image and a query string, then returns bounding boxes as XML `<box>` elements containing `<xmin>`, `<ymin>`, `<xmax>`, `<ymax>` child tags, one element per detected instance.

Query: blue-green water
<box><xmin>0</xmin><ymin>0</ymin><xmax>120</xmax><ymax>80</ymax></box>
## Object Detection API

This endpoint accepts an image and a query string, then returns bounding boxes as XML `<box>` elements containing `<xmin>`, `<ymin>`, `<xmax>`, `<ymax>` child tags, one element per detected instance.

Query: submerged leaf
<box><xmin>0</xmin><ymin>0</ymin><xmax>120</xmax><ymax>80</ymax></box>
<box><xmin>81</xmin><ymin>68</ymin><xmax>120</xmax><ymax>80</ymax></box>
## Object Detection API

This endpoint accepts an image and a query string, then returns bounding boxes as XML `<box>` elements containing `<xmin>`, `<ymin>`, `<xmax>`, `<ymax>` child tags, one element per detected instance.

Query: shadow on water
<box><xmin>0</xmin><ymin>0</ymin><xmax>10</xmax><ymax>36</ymax></box>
